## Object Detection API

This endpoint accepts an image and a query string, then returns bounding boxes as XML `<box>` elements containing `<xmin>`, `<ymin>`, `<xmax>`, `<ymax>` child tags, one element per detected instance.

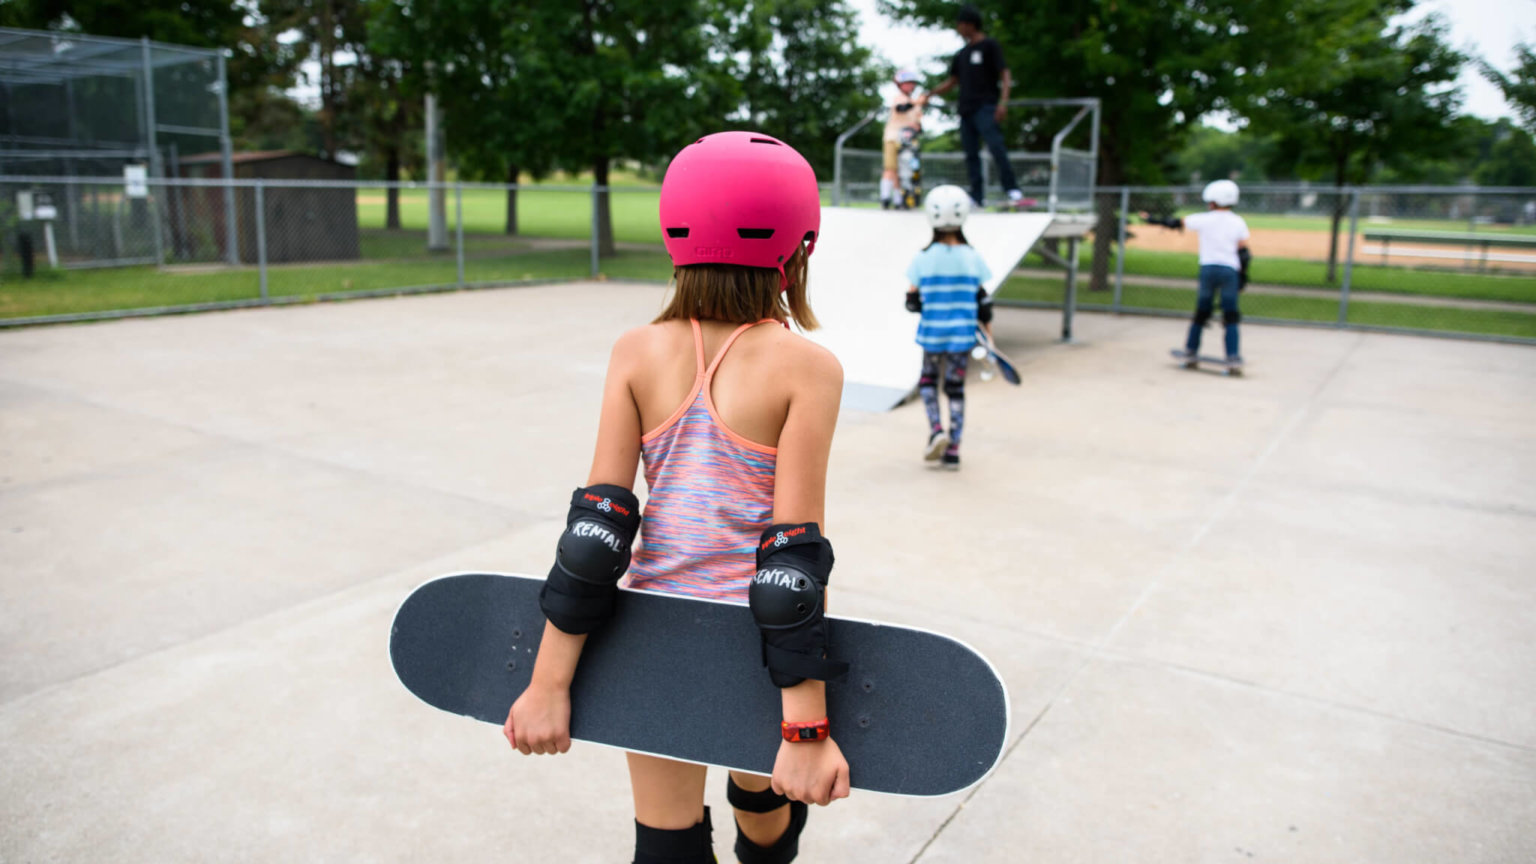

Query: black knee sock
<box><xmin>633</xmin><ymin>807</ymin><xmax>715</xmax><ymax>864</ymax></box>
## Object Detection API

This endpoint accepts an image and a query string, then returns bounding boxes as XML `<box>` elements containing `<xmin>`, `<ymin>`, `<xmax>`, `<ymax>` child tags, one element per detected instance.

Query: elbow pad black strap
<box><xmin>750</xmin><ymin>523</ymin><xmax>850</xmax><ymax>688</ymax></box>
<box><xmin>905</xmin><ymin>289</ymin><xmax>923</xmax><ymax>313</ymax></box>
<box><xmin>1238</xmin><ymin>247</ymin><xmax>1252</xmax><ymax>290</ymax></box>
<box><xmin>976</xmin><ymin>288</ymin><xmax>994</xmax><ymax>324</ymax></box>
<box><xmin>539</xmin><ymin>484</ymin><xmax>642</xmax><ymax>634</ymax></box>
<box><xmin>1145</xmin><ymin>215</ymin><xmax>1183</xmax><ymax>230</ymax></box>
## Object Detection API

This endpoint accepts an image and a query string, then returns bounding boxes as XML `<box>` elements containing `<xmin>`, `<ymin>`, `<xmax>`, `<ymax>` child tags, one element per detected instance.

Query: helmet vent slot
<box><xmin>749</xmin><ymin>138</ymin><xmax>781</xmax><ymax>145</ymax></box>
<box><xmin>737</xmin><ymin>228</ymin><xmax>775</xmax><ymax>239</ymax></box>
<box><xmin>666</xmin><ymin>228</ymin><xmax>690</xmax><ymax>238</ymax></box>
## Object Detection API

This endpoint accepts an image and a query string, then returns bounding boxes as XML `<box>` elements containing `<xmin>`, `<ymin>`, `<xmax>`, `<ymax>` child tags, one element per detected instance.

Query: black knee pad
<box><xmin>633</xmin><ymin>807</ymin><xmax>714</xmax><ymax>864</ymax></box>
<box><xmin>727</xmin><ymin>776</ymin><xmax>790</xmax><ymax>813</ymax></box>
<box><xmin>1193</xmin><ymin>305</ymin><xmax>1215</xmax><ymax>329</ymax></box>
<box><xmin>727</xmin><ymin>778</ymin><xmax>808</xmax><ymax>864</ymax></box>
<box><xmin>942</xmin><ymin>379</ymin><xmax>965</xmax><ymax>401</ymax></box>
<box><xmin>1222</xmin><ymin>307</ymin><xmax>1241</xmax><ymax>327</ymax></box>
<box><xmin>918</xmin><ymin>371</ymin><xmax>938</xmax><ymax>388</ymax></box>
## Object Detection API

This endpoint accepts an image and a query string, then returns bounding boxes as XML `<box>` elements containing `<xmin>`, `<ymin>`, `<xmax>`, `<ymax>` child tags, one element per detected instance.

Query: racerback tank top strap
<box><xmin>626</xmin><ymin>317</ymin><xmax>781</xmax><ymax>602</ymax></box>
<box><xmin>701</xmin><ymin>317</ymin><xmax>776</xmax><ymax>381</ymax></box>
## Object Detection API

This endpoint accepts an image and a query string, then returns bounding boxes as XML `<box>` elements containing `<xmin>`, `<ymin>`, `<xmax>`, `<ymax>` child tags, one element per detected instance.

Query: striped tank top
<box><xmin>624</xmin><ymin>319</ymin><xmax>778</xmax><ymax>602</ymax></box>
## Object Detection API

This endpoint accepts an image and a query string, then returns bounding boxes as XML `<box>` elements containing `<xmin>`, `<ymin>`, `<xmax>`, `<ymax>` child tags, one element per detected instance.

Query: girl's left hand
<box><xmin>770</xmin><ymin>737</ymin><xmax>851</xmax><ymax>806</ymax></box>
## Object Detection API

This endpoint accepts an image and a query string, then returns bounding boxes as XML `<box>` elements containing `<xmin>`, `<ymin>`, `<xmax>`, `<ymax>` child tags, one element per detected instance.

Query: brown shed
<box><xmin>177</xmin><ymin>151</ymin><xmax>360</xmax><ymax>264</ymax></box>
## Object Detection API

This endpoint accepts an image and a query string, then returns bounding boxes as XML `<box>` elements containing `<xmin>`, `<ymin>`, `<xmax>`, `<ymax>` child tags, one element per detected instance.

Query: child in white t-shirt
<box><xmin>1140</xmin><ymin>180</ymin><xmax>1251</xmax><ymax>367</ymax></box>
<box><xmin>881</xmin><ymin>69</ymin><xmax>924</xmax><ymax>209</ymax></box>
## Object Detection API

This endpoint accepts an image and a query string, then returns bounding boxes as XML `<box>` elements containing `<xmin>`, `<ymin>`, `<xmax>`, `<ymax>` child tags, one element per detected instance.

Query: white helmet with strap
<box><xmin>894</xmin><ymin>67</ymin><xmax>921</xmax><ymax>85</ymax></box>
<box><xmin>1202</xmin><ymin>179</ymin><xmax>1240</xmax><ymax>207</ymax></box>
<box><xmin>925</xmin><ymin>185</ymin><xmax>971</xmax><ymax>229</ymax></box>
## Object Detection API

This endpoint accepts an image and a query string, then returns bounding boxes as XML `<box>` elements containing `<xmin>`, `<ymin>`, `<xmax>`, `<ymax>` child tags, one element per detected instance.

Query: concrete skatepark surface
<box><xmin>2</xmin><ymin>280</ymin><xmax>1533</xmax><ymax>862</ymax></box>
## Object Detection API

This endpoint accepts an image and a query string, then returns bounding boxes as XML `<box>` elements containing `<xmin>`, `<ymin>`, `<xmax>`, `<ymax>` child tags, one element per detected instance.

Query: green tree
<box><xmin>1472</xmin><ymin>121</ymin><xmax>1536</xmax><ymax>187</ymax></box>
<box><xmin>712</xmin><ymin>0</ymin><xmax>885</xmax><ymax>178</ymax></box>
<box><xmin>1174</xmin><ymin>125</ymin><xmax>1277</xmax><ymax>184</ymax></box>
<box><xmin>369</xmin><ymin>0</ymin><xmax>567</xmax><ymax>236</ymax></box>
<box><xmin>1480</xmin><ymin>42</ymin><xmax>1536</xmax><ymax>134</ymax></box>
<box><xmin>1243</xmin><ymin>3</ymin><xmax>1464</xmax><ymax>281</ymax></box>
<box><xmin>879</xmin><ymin>0</ymin><xmax>1301</xmax><ymax>290</ymax></box>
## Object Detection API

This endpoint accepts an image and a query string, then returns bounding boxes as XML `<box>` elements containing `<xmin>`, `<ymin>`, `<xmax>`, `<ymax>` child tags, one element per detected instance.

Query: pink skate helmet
<box><xmin>659</xmin><ymin>131</ymin><xmax>821</xmax><ymax>283</ymax></box>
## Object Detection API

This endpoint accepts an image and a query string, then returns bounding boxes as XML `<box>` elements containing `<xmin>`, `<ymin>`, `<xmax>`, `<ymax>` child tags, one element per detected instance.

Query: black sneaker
<box><xmin>924</xmin><ymin>430</ymin><xmax>949</xmax><ymax>462</ymax></box>
<box><xmin>940</xmin><ymin>450</ymin><xmax>961</xmax><ymax>470</ymax></box>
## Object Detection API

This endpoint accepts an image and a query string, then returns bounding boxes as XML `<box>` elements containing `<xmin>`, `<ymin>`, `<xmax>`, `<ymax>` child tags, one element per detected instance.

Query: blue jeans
<box><xmin>1186</xmin><ymin>265</ymin><xmax>1241</xmax><ymax>357</ymax></box>
<box><xmin>959</xmin><ymin>103</ymin><xmax>1018</xmax><ymax>205</ymax></box>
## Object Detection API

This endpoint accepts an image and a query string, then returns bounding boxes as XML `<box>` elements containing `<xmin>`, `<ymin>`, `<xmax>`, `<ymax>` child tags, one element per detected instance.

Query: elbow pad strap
<box><xmin>976</xmin><ymin>288</ymin><xmax>994</xmax><ymax>324</ymax></box>
<box><xmin>1237</xmin><ymin>247</ymin><xmax>1252</xmax><ymax>290</ymax></box>
<box><xmin>539</xmin><ymin>484</ymin><xmax>642</xmax><ymax>634</ymax></box>
<box><xmin>750</xmin><ymin>523</ymin><xmax>850</xmax><ymax>688</ymax></box>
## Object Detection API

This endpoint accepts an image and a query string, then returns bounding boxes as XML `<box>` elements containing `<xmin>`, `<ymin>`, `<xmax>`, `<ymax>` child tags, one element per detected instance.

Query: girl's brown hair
<box><xmin>654</xmin><ymin>244</ymin><xmax>818</xmax><ymax>331</ymax></box>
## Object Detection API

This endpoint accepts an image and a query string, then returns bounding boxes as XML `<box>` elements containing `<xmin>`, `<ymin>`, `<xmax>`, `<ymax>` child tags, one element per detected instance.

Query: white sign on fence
<box><xmin>124</xmin><ymin>165</ymin><xmax>149</xmax><ymax>198</ymax></box>
<box><xmin>16</xmin><ymin>190</ymin><xmax>33</xmax><ymax>220</ymax></box>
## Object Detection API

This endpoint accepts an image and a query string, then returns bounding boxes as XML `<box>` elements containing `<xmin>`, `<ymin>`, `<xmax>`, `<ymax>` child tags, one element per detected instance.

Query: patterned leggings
<box><xmin>919</xmin><ymin>351</ymin><xmax>969</xmax><ymax>447</ymax></box>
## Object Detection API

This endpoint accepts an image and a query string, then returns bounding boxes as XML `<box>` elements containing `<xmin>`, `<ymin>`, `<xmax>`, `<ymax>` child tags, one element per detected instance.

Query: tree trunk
<box><xmin>1326</xmin><ymin>193</ymin><xmax>1344</xmax><ymax>285</ymax></box>
<box><xmin>594</xmin><ymin>156</ymin><xmax>615</xmax><ymax>257</ymax></box>
<box><xmin>385</xmin><ymin>149</ymin><xmax>402</xmax><ymax>230</ymax></box>
<box><xmin>1088</xmin><ymin>147</ymin><xmax>1125</xmax><ymax>292</ymax></box>
<box><xmin>505</xmin><ymin>162</ymin><xmax>519</xmax><ymax>236</ymax></box>
<box><xmin>1326</xmin><ymin>151</ymin><xmax>1349</xmax><ymax>285</ymax></box>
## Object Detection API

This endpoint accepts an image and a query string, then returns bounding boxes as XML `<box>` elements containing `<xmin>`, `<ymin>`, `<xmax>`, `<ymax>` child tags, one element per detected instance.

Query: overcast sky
<box><xmin>849</xmin><ymin>0</ymin><xmax>1536</xmax><ymax>123</ymax></box>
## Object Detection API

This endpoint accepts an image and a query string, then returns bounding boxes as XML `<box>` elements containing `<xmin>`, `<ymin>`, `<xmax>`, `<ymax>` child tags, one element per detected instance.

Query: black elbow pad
<box><xmin>749</xmin><ymin>524</ymin><xmax>850</xmax><ymax>688</ymax></box>
<box><xmin>976</xmin><ymin>288</ymin><xmax>994</xmax><ymax>324</ymax></box>
<box><xmin>539</xmin><ymin>485</ymin><xmax>642</xmax><ymax>634</ymax></box>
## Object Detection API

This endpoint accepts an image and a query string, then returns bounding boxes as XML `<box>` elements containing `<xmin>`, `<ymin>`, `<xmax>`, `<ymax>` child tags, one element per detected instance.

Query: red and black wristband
<box><xmin>781</xmin><ymin>717</ymin><xmax>830</xmax><ymax>743</ymax></box>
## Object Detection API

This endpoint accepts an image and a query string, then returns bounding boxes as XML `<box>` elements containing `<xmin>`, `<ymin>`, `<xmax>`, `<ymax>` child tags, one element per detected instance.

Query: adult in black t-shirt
<box><xmin>922</xmin><ymin>5</ymin><xmax>1020</xmax><ymax>207</ymax></box>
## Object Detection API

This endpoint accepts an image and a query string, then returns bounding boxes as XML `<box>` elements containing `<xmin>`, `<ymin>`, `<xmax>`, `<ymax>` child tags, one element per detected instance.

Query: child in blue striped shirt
<box><xmin>904</xmin><ymin>185</ymin><xmax>992</xmax><ymax>470</ymax></box>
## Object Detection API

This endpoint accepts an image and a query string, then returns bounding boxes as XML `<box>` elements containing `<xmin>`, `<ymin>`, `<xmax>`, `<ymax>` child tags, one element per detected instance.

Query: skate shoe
<box><xmin>940</xmin><ymin>449</ymin><xmax>961</xmax><ymax>471</ymax></box>
<box><xmin>924</xmin><ymin>430</ymin><xmax>950</xmax><ymax>462</ymax></box>
<box><xmin>1170</xmin><ymin>348</ymin><xmax>1197</xmax><ymax>368</ymax></box>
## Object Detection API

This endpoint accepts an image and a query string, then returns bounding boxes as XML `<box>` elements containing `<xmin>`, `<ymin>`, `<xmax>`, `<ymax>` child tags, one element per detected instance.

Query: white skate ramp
<box><xmin>805</xmin><ymin>208</ymin><xmax>1054</xmax><ymax>412</ymax></box>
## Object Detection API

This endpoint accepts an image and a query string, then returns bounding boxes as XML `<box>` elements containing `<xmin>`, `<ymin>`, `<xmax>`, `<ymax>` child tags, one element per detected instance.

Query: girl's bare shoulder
<box><xmin>750</xmin><ymin>326</ymin><xmax>843</xmax><ymax>391</ymax></box>
<box><xmin>610</xmin><ymin>321</ymin><xmax>689</xmax><ymax>366</ymax></box>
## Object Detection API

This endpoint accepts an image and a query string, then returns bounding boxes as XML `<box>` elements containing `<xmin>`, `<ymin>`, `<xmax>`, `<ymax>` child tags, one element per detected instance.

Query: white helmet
<box><xmin>894</xmin><ymin>67</ymin><xmax>921</xmax><ymax>85</ymax></box>
<box><xmin>925</xmin><ymin>185</ymin><xmax>971</xmax><ymax>229</ymax></box>
<box><xmin>1202</xmin><ymin>179</ymin><xmax>1240</xmax><ymax>207</ymax></box>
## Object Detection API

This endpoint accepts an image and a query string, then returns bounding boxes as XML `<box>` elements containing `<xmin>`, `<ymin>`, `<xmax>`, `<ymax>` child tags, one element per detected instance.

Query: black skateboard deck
<box><xmin>391</xmin><ymin>572</ymin><xmax>1009</xmax><ymax>797</ymax></box>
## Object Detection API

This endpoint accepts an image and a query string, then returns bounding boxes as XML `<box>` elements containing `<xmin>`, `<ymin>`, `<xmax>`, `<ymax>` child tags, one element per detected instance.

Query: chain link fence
<box><xmin>0</xmin><ymin>175</ymin><xmax>676</xmax><ymax>324</ymax></box>
<box><xmin>3</xmin><ymin>175</ymin><xmax>1533</xmax><ymax>345</ymax></box>
<box><xmin>997</xmin><ymin>184</ymin><xmax>1536</xmax><ymax>344</ymax></box>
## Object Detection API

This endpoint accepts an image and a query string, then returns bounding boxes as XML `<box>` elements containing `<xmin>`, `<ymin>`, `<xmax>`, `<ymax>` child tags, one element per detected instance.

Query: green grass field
<box><xmin>997</xmin><ymin>274</ymin><xmax>1536</xmax><ymax>340</ymax></box>
<box><xmin>3</xmin><ymin>184</ymin><xmax>1532</xmax><ymax>340</ymax></box>
<box><xmin>0</xmin><ymin>245</ymin><xmax>672</xmax><ymax>320</ymax></box>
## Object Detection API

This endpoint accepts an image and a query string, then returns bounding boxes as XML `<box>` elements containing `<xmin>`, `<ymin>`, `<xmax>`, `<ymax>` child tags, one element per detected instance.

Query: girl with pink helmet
<box><xmin>504</xmin><ymin>131</ymin><xmax>849</xmax><ymax>864</ymax></box>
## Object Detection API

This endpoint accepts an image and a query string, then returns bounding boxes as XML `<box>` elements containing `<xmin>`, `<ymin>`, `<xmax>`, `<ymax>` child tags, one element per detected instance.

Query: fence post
<box><xmin>255</xmin><ymin>180</ymin><xmax>268</xmax><ymax>302</ymax></box>
<box><xmin>141</xmin><ymin>37</ymin><xmax>166</xmax><ymax>267</ymax></box>
<box><xmin>216</xmin><ymin>51</ymin><xmax>239</xmax><ymax>266</ymax></box>
<box><xmin>455</xmin><ymin>182</ymin><xmax>465</xmax><ymax>288</ymax></box>
<box><xmin>590</xmin><ymin>184</ymin><xmax>601</xmax><ymax>279</ymax></box>
<box><xmin>1338</xmin><ymin>188</ymin><xmax>1360</xmax><ymax>326</ymax></box>
<box><xmin>1113</xmin><ymin>187</ymin><xmax>1129</xmax><ymax>313</ymax></box>
<box><xmin>1062</xmin><ymin>235</ymin><xmax>1079</xmax><ymax>342</ymax></box>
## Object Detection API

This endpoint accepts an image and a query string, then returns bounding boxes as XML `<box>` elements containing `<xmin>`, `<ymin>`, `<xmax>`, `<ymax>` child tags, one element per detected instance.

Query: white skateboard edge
<box><xmin>391</xmin><ymin>571</ymin><xmax>1014</xmax><ymax>799</ymax></box>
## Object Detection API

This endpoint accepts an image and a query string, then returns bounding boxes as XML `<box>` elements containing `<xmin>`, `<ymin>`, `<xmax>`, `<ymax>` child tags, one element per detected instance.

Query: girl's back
<box><xmin>618</xmin><ymin>317</ymin><xmax>838</xmax><ymax>600</ymax></box>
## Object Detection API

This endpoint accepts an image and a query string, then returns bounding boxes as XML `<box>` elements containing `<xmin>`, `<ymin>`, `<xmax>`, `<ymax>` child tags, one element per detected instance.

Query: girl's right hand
<box><xmin>503</xmin><ymin>683</ymin><xmax>572</xmax><ymax>755</ymax></box>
